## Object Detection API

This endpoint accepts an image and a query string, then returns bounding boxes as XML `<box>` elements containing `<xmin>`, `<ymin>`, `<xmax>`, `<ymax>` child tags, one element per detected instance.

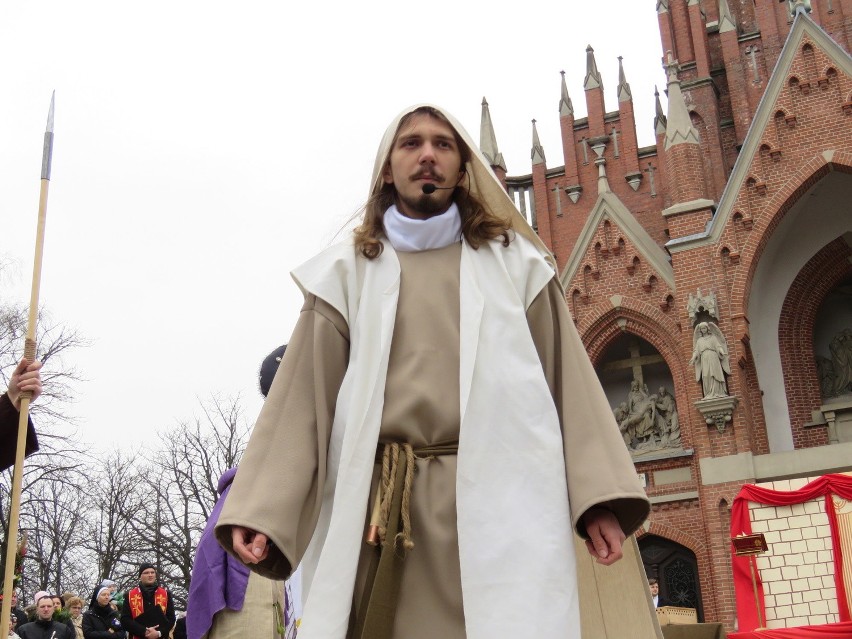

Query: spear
<box><xmin>1</xmin><ymin>93</ymin><xmax>54</xmax><ymax>634</ymax></box>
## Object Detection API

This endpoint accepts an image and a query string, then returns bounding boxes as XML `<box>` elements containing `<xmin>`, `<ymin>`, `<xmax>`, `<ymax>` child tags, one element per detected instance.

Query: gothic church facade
<box><xmin>483</xmin><ymin>1</ymin><xmax>852</xmax><ymax>629</ymax></box>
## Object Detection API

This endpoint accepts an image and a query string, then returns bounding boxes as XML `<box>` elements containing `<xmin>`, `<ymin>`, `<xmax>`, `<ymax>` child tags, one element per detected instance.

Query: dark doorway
<box><xmin>639</xmin><ymin>534</ymin><xmax>704</xmax><ymax>622</ymax></box>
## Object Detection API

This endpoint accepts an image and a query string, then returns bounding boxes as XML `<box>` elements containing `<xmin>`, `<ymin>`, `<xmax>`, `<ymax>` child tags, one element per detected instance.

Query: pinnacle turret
<box><xmin>559</xmin><ymin>71</ymin><xmax>574</xmax><ymax>117</ymax></box>
<box><xmin>663</xmin><ymin>52</ymin><xmax>700</xmax><ymax>149</ymax></box>
<box><xmin>654</xmin><ymin>86</ymin><xmax>668</xmax><ymax>137</ymax></box>
<box><xmin>479</xmin><ymin>97</ymin><xmax>506</xmax><ymax>172</ymax></box>
<box><xmin>531</xmin><ymin>119</ymin><xmax>546</xmax><ymax>165</ymax></box>
<box><xmin>719</xmin><ymin>0</ymin><xmax>737</xmax><ymax>33</ymax></box>
<box><xmin>584</xmin><ymin>45</ymin><xmax>602</xmax><ymax>91</ymax></box>
<box><xmin>617</xmin><ymin>56</ymin><xmax>632</xmax><ymax>103</ymax></box>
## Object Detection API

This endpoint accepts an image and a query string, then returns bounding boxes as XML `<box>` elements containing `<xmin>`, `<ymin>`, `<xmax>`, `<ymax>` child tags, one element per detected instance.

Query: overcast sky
<box><xmin>0</xmin><ymin>1</ymin><xmax>667</xmax><ymax>451</ymax></box>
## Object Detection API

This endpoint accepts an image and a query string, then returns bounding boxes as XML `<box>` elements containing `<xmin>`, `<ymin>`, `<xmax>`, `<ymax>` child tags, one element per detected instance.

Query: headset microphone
<box><xmin>421</xmin><ymin>183</ymin><xmax>453</xmax><ymax>195</ymax></box>
<box><xmin>421</xmin><ymin>170</ymin><xmax>467</xmax><ymax>195</ymax></box>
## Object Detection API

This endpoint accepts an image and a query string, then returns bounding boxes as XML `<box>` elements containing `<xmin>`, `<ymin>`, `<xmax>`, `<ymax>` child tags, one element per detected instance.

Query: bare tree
<box><xmin>120</xmin><ymin>396</ymin><xmax>251</xmax><ymax>607</ymax></box>
<box><xmin>0</xmin><ymin>301</ymin><xmax>88</xmax><ymax>600</ymax></box>
<box><xmin>80</xmin><ymin>453</ymin><xmax>151</xmax><ymax>586</ymax></box>
<box><xmin>0</xmin><ymin>303</ymin><xmax>87</xmax><ymax>422</ymax></box>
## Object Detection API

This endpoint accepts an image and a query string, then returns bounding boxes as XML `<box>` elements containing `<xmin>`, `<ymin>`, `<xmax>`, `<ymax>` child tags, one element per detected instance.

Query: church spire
<box><xmin>531</xmin><ymin>119</ymin><xmax>546</xmax><ymax>165</ymax></box>
<box><xmin>654</xmin><ymin>85</ymin><xmax>668</xmax><ymax>136</ymax></box>
<box><xmin>479</xmin><ymin>97</ymin><xmax>506</xmax><ymax>172</ymax></box>
<box><xmin>663</xmin><ymin>52</ymin><xmax>700</xmax><ymax>149</ymax></box>
<box><xmin>584</xmin><ymin>45</ymin><xmax>602</xmax><ymax>90</ymax></box>
<box><xmin>718</xmin><ymin>0</ymin><xmax>737</xmax><ymax>33</ymax></box>
<box><xmin>559</xmin><ymin>70</ymin><xmax>574</xmax><ymax>117</ymax></box>
<box><xmin>617</xmin><ymin>56</ymin><xmax>632</xmax><ymax>103</ymax></box>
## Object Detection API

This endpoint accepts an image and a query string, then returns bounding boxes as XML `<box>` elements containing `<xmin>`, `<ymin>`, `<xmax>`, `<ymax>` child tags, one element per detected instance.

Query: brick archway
<box><xmin>779</xmin><ymin>237</ymin><xmax>852</xmax><ymax>448</ymax></box>
<box><xmin>581</xmin><ymin>301</ymin><xmax>690</xmax><ymax>398</ymax></box>
<box><xmin>638</xmin><ymin>527</ymin><xmax>708</xmax><ymax>622</ymax></box>
<box><xmin>729</xmin><ymin>152</ymin><xmax>852</xmax><ymax>320</ymax></box>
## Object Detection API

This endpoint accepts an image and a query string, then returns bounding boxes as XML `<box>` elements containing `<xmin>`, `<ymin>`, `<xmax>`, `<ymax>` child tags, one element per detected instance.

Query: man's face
<box><xmin>10</xmin><ymin>592</ymin><xmax>17</xmax><ymax>607</ymax></box>
<box><xmin>649</xmin><ymin>582</ymin><xmax>659</xmax><ymax>596</ymax></box>
<box><xmin>382</xmin><ymin>113</ymin><xmax>464</xmax><ymax>220</ymax></box>
<box><xmin>37</xmin><ymin>597</ymin><xmax>54</xmax><ymax>621</ymax></box>
<box><xmin>140</xmin><ymin>567</ymin><xmax>157</xmax><ymax>586</ymax></box>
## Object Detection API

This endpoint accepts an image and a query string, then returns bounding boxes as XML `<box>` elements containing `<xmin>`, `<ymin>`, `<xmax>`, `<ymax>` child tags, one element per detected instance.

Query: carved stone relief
<box><xmin>613</xmin><ymin>381</ymin><xmax>682</xmax><ymax>458</ymax></box>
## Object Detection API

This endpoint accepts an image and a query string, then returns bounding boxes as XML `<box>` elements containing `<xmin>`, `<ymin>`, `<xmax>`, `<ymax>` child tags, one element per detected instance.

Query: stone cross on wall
<box><xmin>645</xmin><ymin>162</ymin><xmax>657</xmax><ymax>197</ymax></box>
<box><xmin>745</xmin><ymin>45</ymin><xmax>761</xmax><ymax>83</ymax></box>
<box><xmin>599</xmin><ymin>338</ymin><xmax>665</xmax><ymax>386</ymax></box>
<box><xmin>551</xmin><ymin>183</ymin><xmax>563</xmax><ymax>217</ymax></box>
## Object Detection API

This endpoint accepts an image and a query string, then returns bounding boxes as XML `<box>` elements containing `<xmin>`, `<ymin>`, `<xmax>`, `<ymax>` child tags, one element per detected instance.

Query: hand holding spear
<box><xmin>0</xmin><ymin>93</ymin><xmax>54</xmax><ymax>634</ymax></box>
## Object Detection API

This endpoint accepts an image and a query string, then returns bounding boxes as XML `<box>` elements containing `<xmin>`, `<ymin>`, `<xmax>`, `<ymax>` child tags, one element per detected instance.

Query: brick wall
<box><xmin>502</xmin><ymin>3</ymin><xmax>852</xmax><ymax>631</ymax></box>
<box><xmin>779</xmin><ymin>238</ymin><xmax>852</xmax><ymax>448</ymax></box>
<box><xmin>747</xmin><ymin>476</ymin><xmax>843</xmax><ymax>628</ymax></box>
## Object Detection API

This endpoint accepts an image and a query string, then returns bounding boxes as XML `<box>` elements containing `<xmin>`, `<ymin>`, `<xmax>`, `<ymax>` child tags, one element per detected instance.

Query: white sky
<box><xmin>0</xmin><ymin>1</ymin><xmax>667</xmax><ymax>450</ymax></box>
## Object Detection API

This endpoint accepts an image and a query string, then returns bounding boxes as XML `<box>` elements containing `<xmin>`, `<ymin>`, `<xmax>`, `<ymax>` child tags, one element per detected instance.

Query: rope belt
<box><xmin>350</xmin><ymin>441</ymin><xmax>458</xmax><ymax>639</ymax></box>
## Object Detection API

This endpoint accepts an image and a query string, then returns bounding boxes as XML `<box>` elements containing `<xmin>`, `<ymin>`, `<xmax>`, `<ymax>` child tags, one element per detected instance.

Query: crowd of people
<box><xmin>3</xmin><ymin>565</ymin><xmax>183</xmax><ymax>639</ymax></box>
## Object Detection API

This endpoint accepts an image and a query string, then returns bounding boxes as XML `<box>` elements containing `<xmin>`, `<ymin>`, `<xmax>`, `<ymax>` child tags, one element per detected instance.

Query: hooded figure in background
<box><xmin>215</xmin><ymin>104</ymin><xmax>654</xmax><ymax>639</ymax></box>
<box><xmin>186</xmin><ymin>345</ymin><xmax>298</xmax><ymax>639</ymax></box>
<box><xmin>81</xmin><ymin>586</ymin><xmax>122</xmax><ymax>638</ymax></box>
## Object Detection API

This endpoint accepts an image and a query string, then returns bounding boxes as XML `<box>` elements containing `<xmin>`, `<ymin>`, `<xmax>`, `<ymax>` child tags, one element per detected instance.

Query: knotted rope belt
<box><xmin>350</xmin><ymin>441</ymin><xmax>458</xmax><ymax>639</ymax></box>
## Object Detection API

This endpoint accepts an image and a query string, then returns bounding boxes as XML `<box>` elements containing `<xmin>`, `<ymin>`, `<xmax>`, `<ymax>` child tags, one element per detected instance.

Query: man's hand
<box><xmin>583</xmin><ymin>507</ymin><xmax>626</xmax><ymax>566</ymax></box>
<box><xmin>7</xmin><ymin>359</ymin><xmax>43</xmax><ymax>410</ymax></box>
<box><xmin>144</xmin><ymin>625</ymin><xmax>160</xmax><ymax>639</ymax></box>
<box><xmin>231</xmin><ymin>526</ymin><xmax>270</xmax><ymax>564</ymax></box>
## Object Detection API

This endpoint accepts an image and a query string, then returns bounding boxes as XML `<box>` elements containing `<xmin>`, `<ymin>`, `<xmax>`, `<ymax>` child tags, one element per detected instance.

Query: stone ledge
<box><xmin>700</xmin><ymin>442</ymin><xmax>852</xmax><ymax>485</ymax></box>
<box><xmin>649</xmin><ymin>491</ymin><xmax>699</xmax><ymax>505</ymax></box>
<box><xmin>662</xmin><ymin>198</ymin><xmax>716</xmax><ymax>218</ymax></box>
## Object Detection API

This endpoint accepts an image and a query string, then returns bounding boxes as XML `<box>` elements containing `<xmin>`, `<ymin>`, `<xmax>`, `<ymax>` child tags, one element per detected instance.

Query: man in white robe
<box><xmin>216</xmin><ymin>105</ymin><xmax>651</xmax><ymax>639</ymax></box>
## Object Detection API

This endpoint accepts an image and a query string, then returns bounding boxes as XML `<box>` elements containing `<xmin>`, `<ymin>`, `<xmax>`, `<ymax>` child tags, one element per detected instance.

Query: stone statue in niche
<box><xmin>816</xmin><ymin>327</ymin><xmax>852</xmax><ymax>399</ymax></box>
<box><xmin>690</xmin><ymin>322</ymin><xmax>731</xmax><ymax>399</ymax></box>
<box><xmin>654</xmin><ymin>387</ymin><xmax>681</xmax><ymax>448</ymax></box>
<box><xmin>612</xmin><ymin>381</ymin><xmax>681</xmax><ymax>456</ymax></box>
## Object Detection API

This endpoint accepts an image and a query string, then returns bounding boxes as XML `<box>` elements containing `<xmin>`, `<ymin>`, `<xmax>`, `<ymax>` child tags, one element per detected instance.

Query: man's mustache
<box><xmin>411</xmin><ymin>170</ymin><xmax>446</xmax><ymax>182</ymax></box>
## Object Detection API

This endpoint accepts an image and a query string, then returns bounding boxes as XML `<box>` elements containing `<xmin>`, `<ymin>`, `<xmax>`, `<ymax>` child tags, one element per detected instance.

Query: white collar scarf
<box><xmin>383</xmin><ymin>202</ymin><xmax>462</xmax><ymax>252</ymax></box>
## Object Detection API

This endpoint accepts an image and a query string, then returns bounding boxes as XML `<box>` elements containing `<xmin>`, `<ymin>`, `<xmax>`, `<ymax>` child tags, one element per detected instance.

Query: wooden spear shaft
<box><xmin>1</xmin><ymin>93</ymin><xmax>54</xmax><ymax>635</ymax></box>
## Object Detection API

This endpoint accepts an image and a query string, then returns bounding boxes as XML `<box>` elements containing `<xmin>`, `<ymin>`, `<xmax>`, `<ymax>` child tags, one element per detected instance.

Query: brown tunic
<box><xmin>216</xmin><ymin>241</ymin><xmax>650</xmax><ymax>638</ymax></box>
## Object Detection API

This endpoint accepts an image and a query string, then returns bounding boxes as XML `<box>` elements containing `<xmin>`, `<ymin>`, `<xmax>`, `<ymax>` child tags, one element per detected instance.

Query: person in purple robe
<box><xmin>186</xmin><ymin>345</ymin><xmax>297</xmax><ymax>639</ymax></box>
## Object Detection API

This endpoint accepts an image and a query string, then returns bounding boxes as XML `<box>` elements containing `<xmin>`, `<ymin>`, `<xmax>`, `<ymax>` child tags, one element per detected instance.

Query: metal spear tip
<box><xmin>46</xmin><ymin>91</ymin><xmax>55</xmax><ymax>133</ymax></box>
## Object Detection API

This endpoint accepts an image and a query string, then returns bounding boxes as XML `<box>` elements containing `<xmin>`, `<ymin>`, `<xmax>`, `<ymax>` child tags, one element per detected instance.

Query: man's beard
<box><xmin>397</xmin><ymin>191</ymin><xmax>453</xmax><ymax>218</ymax></box>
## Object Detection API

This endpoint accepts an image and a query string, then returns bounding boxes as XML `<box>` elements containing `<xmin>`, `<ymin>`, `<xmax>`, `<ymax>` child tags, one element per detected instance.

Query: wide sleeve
<box><xmin>527</xmin><ymin>278</ymin><xmax>650</xmax><ymax>538</ymax></box>
<box><xmin>0</xmin><ymin>393</ymin><xmax>39</xmax><ymax>472</ymax></box>
<box><xmin>215</xmin><ymin>294</ymin><xmax>349</xmax><ymax>580</ymax></box>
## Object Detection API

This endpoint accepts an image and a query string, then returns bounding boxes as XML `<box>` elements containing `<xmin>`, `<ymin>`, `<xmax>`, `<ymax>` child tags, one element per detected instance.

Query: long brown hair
<box><xmin>353</xmin><ymin>107</ymin><xmax>512</xmax><ymax>260</ymax></box>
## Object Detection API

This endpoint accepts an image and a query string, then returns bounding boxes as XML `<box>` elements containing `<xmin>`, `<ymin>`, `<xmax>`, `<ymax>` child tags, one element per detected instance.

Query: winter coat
<box><xmin>82</xmin><ymin>587</ymin><xmax>123</xmax><ymax>639</ymax></box>
<box><xmin>17</xmin><ymin>618</ymin><xmax>75</xmax><ymax>639</ymax></box>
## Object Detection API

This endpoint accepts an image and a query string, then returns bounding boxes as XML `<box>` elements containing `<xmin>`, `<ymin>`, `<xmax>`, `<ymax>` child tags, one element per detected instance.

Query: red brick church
<box><xmin>480</xmin><ymin>1</ymin><xmax>852</xmax><ymax>631</ymax></box>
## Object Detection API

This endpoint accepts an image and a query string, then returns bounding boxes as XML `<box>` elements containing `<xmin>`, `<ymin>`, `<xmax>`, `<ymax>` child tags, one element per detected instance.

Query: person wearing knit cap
<box><xmin>214</xmin><ymin>105</ymin><xmax>650</xmax><ymax>639</ymax></box>
<box><xmin>120</xmin><ymin>564</ymin><xmax>174</xmax><ymax>639</ymax></box>
<box><xmin>16</xmin><ymin>594</ymin><xmax>73</xmax><ymax>639</ymax></box>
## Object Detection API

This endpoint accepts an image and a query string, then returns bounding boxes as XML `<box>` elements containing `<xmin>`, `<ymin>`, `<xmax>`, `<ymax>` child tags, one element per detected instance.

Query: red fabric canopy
<box><xmin>731</xmin><ymin>474</ymin><xmax>852</xmax><ymax>631</ymax></box>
